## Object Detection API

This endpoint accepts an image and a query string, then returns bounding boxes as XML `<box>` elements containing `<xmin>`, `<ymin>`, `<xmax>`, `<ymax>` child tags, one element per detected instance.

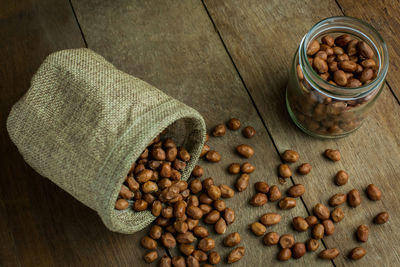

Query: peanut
<box><xmin>159</xmin><ymin>255</ymin><xmax>171</xmax><ymax>267</ymax></box>
<box><xmin>335</xmin><ymin>170</ymin><xmax>349</xmax><ymax>186</ymax></box>
<box><xmin>282</xmin><ymin>150</ymin><xmax>299</xmax><ymax>163</ymax></box>
<box><xmin>235</xmin><ymin>173</ymin><xmax>250</xmax><ymax>192</ymax></box>
<box><xmin>335</xmin><ymin>34</ymin><xmax>352</xmax><ymax>46</ymax></box>
<box><xmin>141</xmin><ymin>236</ymin><xmax>157</xmax><ymax>250</ymax></box>
<box><xmin>242</xmin><ymin>126</ymin><xmax>256</xmax><ymax>138</ymax></box>
<box><xmin>228</xmin><ymin>163</ymin><xmax>241</xmax><ymax>174</ymax></box>
<box><xmin>292</xmin><ymin>242</ymin><xmax>306</xmax><ymax>259</ymax></box>
<box><xmin>322</xmin><ymin>219</ymin><xmax>335</xmax><ymax>235</ymax></box>
<box><xmin>322</xmin><ymin>35</ymin><xmax>334</xmax><ymax>46</ymax></box>
<box><xmin>227</xmin><ymin>118</ymin><xmax>241</xmax><ymax>130</ymax></box>
<box><xmin>313</xmin><ymin>57</ymin><xmax>328</xmax><ymax>73</ymax></box>
<box><xmin>279</xmin><ymin>197</ymin><xmax>296</xmax><ymax>209</ymax></box>
<box><xmin>278</xmin><ymin>164</ymin><xmax>292</xmax><ymax>178</ymax></box>
<box><xmin>250</xmin><ymin>193</ymin><xmax>268</xmax><ymax>206</ymax></box>
<box><xmin>268</xmin><ymin>185</ymin><xmax>282</xmax><ymax>201</ymax></box>
<box><xmin>224</xmin><ymin>232</ymin><xmax>241</xmax><ymax>247</ymax></box>
<box><xmin>329</xmin><ymin>193</ymin><xmax>347</xmax><ymax>206</ymax></box>
<box><xmin>366</xmin><ymin>184</ymin><xmax>382</xmax><ymax>200</ymax></box>
<box><xmin>374</xmin><ymin>211</ymin><xmax>389</xmax><ymax>224</ymax></box>
<box><xmin>305</xmin><ymin>216</ymin><xmax>318</xmax><ymax>226</ymax></box>
<box><xmin>324</xmin><ymin>149</ymin><xmax>341</xmax><ymax>161</ymax></box>
<box><xmin>347</xmin><ymin>189</ymin><xmax>361</xmax><ymax>207</ymax></box>
<box><xmin>297</xmin><ymin>163</ymin><xmax>312</xmax><ymax>175</ymax></box>
<box><xmin>312</xmin><ymin>224</ymin><xmax>325</xmax><ymax>240</ymax></box>
<box><xmin>278</xmin><ymin>248</ymin><xmax>292</xmax><ymax>261</ymax></box>
<box><xmin>143</xmin><ymin>251</ymin><xmax>158</xmax><ymax>263</ymax></box>
<box><xmin>205</xmin><ymin>150</ymin><xmax>221</xmax><ymax>163</ymax></box>
<box><xmin>254</xmin><ymin>181</ymin><xmax>270</xmax><ymax>193</ymax></box>
<box><xmin>319</xmin><ymin>248</ymin><xmax>340</xmax><ymax>259</ymax></box>
<box><xmin>223</xmin><ymin>208</ymin><xmax>236</xmax><ymax>225</ymax></box>
<box><xmin>208</xmin><ymin>251</ymin><xmax>221</xmax><ymax>265</ymax></box>
<box><xmin>186</xmin><ymin>255</ymin><xmax>199</xmax><ymax>267</ymax></box>
<box><xmin>250</xmin><ymin>222</ymin><xmax>267</xmax><ymax>236</ymax></box>
<box><xmin>307</xmin><ymin>40</ymin><xmax>320</xmax><ymax>55</ymax></box>
<box><xmin>212</xmin><ymin>124</ymin><xmax>226</xmax><ymax>137</ymax></box>
<box><xmin>214</xmin><ymin>218</ymin><xmax>227</xmax><ymax>234</ymax></box>
<box><xmin>191</xmin><ymin>165</ymin><xmax>203</xmax><ymax>177</ymax></box>
<box><xmin>279</xmin><ymin>234</ymin><xmax>295</xmax><ymax>248</ymax></box>
<box><xmin>236</xmin><ymin>144</ymin><xmax>255</xmax><ymax>158</ymax></box>
<box><xmin>263</xmin><ymin>232</ymin><xmax>280</xmax><ymax>246</ymax></box>
<box><xmin>349</xmin><ymin>247</ymin><xmax>366</xmax><ymax>260</ymax></box>
<box><xmin>292</xmin><ymin>217</ymin><xmax>309</xmax><ymax>232</ymax></box>
<box><xmin>314</xmin><ymin>203</ymin><xmax>330</xmax><ymax>220</ymax></box>
<box><xmin>227</xmin><ymin>247</ymin><xmax>245</xmax><ymax>263</ymax></box>
<box><xmin>241</xmin><ymin>162</ymin><xmax>255</xmax><ymax>173</ymax></box>
<box><xmin>331</xmin><ymin>207</ymin><xmax>344</xmax><ymax>223</ymax></box>
<box><xmin>357</xmin><ymin>41</ymin><xmax>374</xmax><ymax>58</ymax></box>
<box><xmin>287</xmin><ymin>184</ymin><xmax>305</xmax><ymax>197</ymax></box>
<box><xmin>219</xmin><ymin>184</ymin><xmax>235</xmax><ymax>198</ymax></box>
<box><xmin>306</xmin><ymin>239</ymin><xmax>319</xmax><ymax>252</ymax></box>
<box><xmin>260</xmin><ymin>213</ymin><xmax>281</xmax><ymax>226</ymax></box>
<box><xmin>115</xmin><ymin>199</ymin><xmax>129</xmax><ymax>210</ymax></box>
<box><xmin>356</xmin><ymin>224</ymin><xmax>369</xmax><ymax>242</ymax></box>
<box><xmin>333</xmin><ymin>70</ymin><xmax>348</xmax><ymax>86</ymax></box>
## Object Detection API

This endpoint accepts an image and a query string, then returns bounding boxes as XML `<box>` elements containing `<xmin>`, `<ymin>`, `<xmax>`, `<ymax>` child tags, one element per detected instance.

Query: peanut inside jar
<box><xmin>305</xmin><ymin>33</ymin><xmax>378</xmax><ymax>87</ymax></box>
<box><xmin>286</xmin><ymin>17</ymin><xmax>388</xmax><ymax>138</ymax></box>
<box><xmin>286</xmin><ymin>20</ymin><xmax>390</xmax><ymax>138</ymax></box>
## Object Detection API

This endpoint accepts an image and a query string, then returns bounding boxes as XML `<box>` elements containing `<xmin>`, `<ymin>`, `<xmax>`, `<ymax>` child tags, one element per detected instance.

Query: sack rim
<box><xmin>95</xmin><ymin>101</ymin><xmax>206</xmax><ymax>233</ymax></box>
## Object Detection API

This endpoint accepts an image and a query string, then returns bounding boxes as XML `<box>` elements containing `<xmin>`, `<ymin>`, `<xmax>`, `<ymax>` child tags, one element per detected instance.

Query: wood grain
<box><xmin>71</xmin><ymin>0</ymin><xmax>332</xmax><ymax>266</ymax></box>
<box><xmin>0</xmin><ymin>0</ymin><xmax>84</xmax><ymax>264</ymax></box>
<box><xmin>203</xmin><ymin>0</ymin><xmax>400</xmax><ymax>266</ymax></box>
<box><xmin>2</xmin><ymin>0</ymin><xmax>399</xmax><ymax>266</ymax></box>
<box><xmin>336</xmin><ymin>0</ymin><xmax>400</xmax><ymax>99</ymax></box>
<box><xmin>0</xmin><ymin>1</ymin><xmax>159</xmax><ymax>266</ymax></box>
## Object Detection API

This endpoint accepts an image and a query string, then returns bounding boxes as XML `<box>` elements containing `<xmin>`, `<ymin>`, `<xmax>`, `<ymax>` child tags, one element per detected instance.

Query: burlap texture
<box><xmin>6</xmin><ymin>48</ymin><xmax>206</xmax><ymax>233</ymax></box>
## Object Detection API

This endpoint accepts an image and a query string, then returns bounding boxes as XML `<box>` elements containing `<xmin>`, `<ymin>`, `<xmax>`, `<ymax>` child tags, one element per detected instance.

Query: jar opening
<box><xmin>300</xmin><ymin>16</ymin><xmax>389</xmax><ymax>100</ymax></box>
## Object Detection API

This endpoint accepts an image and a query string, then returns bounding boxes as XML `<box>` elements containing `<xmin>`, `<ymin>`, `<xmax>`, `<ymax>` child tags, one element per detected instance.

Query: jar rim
<box><xmin>300</xmin><ymin>16</ymin><xmax>389</xmax><ymax>100</ymax></box>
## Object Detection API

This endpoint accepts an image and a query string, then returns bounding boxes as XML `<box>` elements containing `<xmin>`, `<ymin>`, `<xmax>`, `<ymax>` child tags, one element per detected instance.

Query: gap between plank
<box><xmin>65</xmin><ymin>0</ymin><xmax>345</xmax><ymax>262</ymax></box>
<box><xmin>66</xmin><ymin>0</ymin><xmax>173</xmax><ymax>259</ymax></box>
<box><xmin>200</xmin><ymin>1</ymin><xmax>337</xmax><ymax>266</ymax></box>
<box><xmin>68</xmin><ymin>0</ymin><xmax>88</xmax><ymax>48</ymax></box>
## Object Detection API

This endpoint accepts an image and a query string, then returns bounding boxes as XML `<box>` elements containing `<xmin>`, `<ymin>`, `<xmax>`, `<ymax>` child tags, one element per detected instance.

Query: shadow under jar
<box><xmin>286</xmin><ymin>17</ymin><xmax>389</xmax><ymax>138</ymax></box>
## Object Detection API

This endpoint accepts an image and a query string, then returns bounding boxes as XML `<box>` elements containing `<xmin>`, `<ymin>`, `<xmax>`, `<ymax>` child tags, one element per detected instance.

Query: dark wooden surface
<box><xmin>203</xmin><ymin>1</ymin><xmax>400</xmax><ymax>266</ymax></box>
<box><xmin>1</xmin><ymin>0</ymin><xmax>399</xmax><ymax>266</ymax></box>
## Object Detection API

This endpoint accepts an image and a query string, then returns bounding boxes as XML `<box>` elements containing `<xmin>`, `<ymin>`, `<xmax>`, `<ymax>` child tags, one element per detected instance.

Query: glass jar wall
<box><xmin>286</xmin><ymin>17</ymin><xmax>389</xmax><ymax>138</ymax></box>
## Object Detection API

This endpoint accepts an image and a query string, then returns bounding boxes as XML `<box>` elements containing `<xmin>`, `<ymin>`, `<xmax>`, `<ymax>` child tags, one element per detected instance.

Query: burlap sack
<box><xmin>6</xmin><ymin>48</ymin><xmax>206</xmax><ymax>233</ymax></box>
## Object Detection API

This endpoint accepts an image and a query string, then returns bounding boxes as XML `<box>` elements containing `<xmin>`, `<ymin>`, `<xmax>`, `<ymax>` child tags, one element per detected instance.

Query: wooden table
<box><xmin>1</xmin><ymin>1</ymin><xmax>399</xmax><ymax>266</ymax></box>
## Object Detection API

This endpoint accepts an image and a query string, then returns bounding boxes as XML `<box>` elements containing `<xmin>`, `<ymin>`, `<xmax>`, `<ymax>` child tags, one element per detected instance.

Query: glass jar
<box><xmin>286</xmin><ymin>17</ymin><xmax>389</xmax><ymax>138</ymax></box>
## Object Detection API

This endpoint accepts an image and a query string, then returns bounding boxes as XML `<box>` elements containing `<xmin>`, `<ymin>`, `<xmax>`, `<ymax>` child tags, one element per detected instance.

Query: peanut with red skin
<box><xmin>227</xmin><ymin>118</ymin><xmax>241</xmax><ymax>130</ymax></box>
<box><xmin>297</xmin><ymin>163</ymin><xmax>312</xmax><ymax>175</ymax></box>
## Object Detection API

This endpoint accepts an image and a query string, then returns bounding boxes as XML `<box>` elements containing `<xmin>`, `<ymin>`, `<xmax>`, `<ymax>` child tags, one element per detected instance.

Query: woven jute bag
<box><xmin>6</xmin><ymin>48</ymin><xmax>206</xmax><ymax>233</ymax></box>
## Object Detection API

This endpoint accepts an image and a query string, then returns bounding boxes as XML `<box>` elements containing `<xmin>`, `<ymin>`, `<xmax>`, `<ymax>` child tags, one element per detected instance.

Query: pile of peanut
<box><xmin>115</xmin><ymin>118</ymin><xmax>258</xmax><ymax>266</ymax></box>
<box><xmin>291</xmin><ymin>33</ymin><xmax>379</xmax><ymax>136</ymax></box>
<box><xmin>304</xmin><ymin>34</ymin><xmax>377</xmax><ymax>87</ymax></box>
<box><xmin>247</xmin><ymin>148</ymin><xmax>388</xmax><ymax>261</ymax></box>
<box><xmin>115</xmin><ymin>129</ymin><xmax>193</xmax><ymax>212</ymax></box>
<box><xmin>116</xmin><ymin>117</ymin><xmax>389</xmax><ymax>265</ymax></box>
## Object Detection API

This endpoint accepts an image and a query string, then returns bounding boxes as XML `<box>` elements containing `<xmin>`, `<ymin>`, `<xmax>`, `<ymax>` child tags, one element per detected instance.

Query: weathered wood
<box><xmin>203</xmin><ymin>0</ymin><xmax>400</xmax><ymax>266</ymax></box>
<box><xmin>3</xmin><ymin>0</ymin><xmax>399</xmax><ymax>266</ymax></box>
<box><xmin>336</xmin><ymin>0</ymin><xmax>400</xmax><ymax>100</ymax></box>
<box><xmin>0</xmin><ymin>1</ymin><xmax>160</xmax><ymax>266</ymax></box>
<box><xmin>71</xmin><ymin>0</ymin><xmax>331</xmax><ymax>266</ymax></box>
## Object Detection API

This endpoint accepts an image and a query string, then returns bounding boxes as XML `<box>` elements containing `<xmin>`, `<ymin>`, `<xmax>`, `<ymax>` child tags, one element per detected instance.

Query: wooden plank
<box><xmin>336</xmin><ymin>0</ymin><xmax>400</xmax><ymax>99</ymax></box>
<box><xmin>71</xmin><ymin>0</ymin><xmax>332</xmax><ymax>266</ymax></box>
<box><xmin>203</xmin><ymin>0</ymin><xmax>400</xmax><ymax>266</ymax></box>
<box><xmin>0</xmin><ymin>1</ymin><xmax>85</xmax><ymax>266</ymax></box>
<box><xmin>0</xmin><ymin>1</ymin><xmax>160</xmax><ymax>266</ymax></box>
